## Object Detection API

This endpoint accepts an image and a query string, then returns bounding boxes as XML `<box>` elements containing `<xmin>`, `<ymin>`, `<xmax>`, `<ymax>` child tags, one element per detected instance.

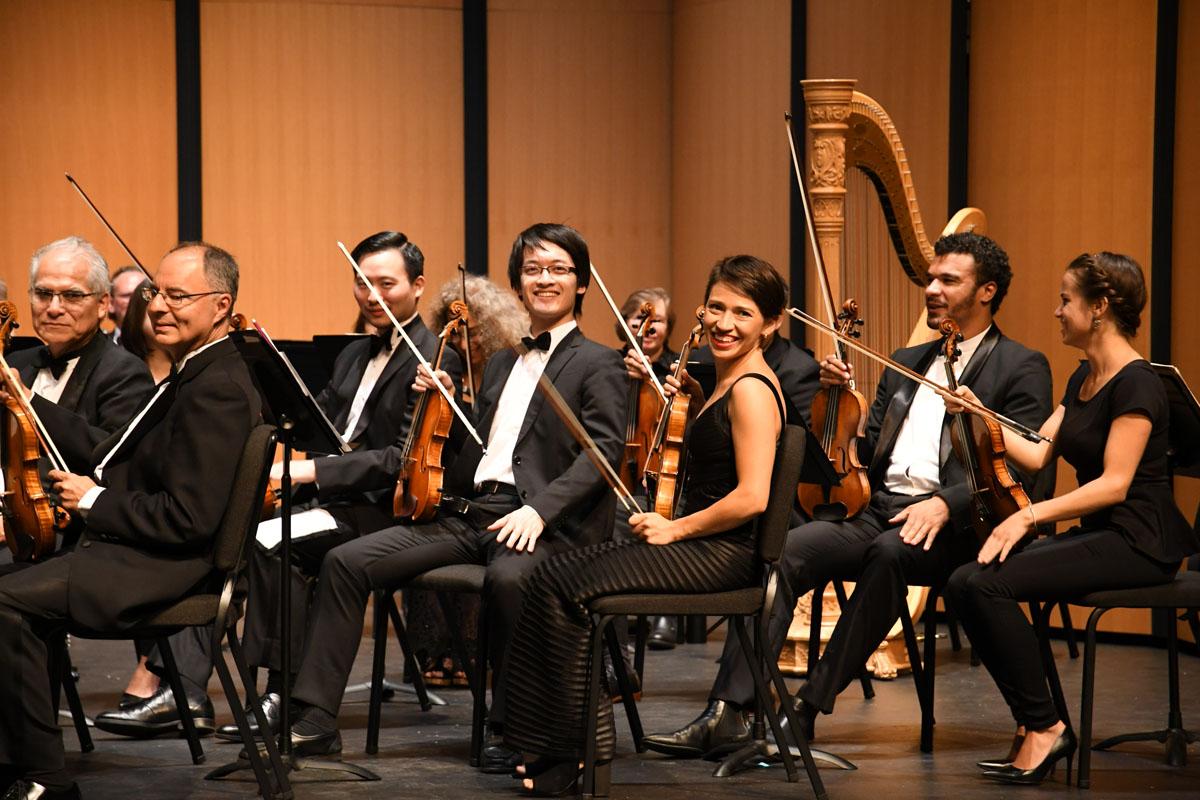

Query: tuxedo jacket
<box><xmin>694</xmin><ymin>335</ymin><xmax>820</xmax><ymax>426</ymax></box>
<box><xmin>446</xmin><ymin>327</ymin><xmax>627</xmax><ymax>548</ymax></box>
<box><xmin>8</xmin><ymin>331</ymin><xmax>154</xmax><ymax>472</ymax></box>
<box><xmin>311</xmin><ymin>315</ymin><xmax>463</xmax><ymax>504</ymax></box>
<box><xmin>67</xmin><ymin>338</ymin><xmax>262</xmax><ymax>630</ymax></box>
<box><xmin>860</xmin><ymin>325</ymin><xmax>1054</xmax><ymax>535</ymax></box>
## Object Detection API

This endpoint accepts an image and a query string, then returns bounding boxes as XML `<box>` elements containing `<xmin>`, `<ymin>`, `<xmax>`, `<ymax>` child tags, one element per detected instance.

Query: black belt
<box><xmin>475</xmin><ymin>481</ymin><xmax>519</xmax><ymax>497</ymax></box>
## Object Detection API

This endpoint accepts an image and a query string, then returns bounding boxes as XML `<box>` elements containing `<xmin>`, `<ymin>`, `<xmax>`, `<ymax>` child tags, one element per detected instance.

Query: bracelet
<box><xmin>1026</xmin><ymin>504</ymin><xmax>1038</xmax><ymax>529</ymax></box>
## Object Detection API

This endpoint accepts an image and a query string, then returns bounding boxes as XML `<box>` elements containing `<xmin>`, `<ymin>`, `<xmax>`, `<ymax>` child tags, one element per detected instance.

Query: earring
<box><xmin>1092</xmin><ymin>318</ymin><xmax>1101</xmax><ymax>330</ymax></box>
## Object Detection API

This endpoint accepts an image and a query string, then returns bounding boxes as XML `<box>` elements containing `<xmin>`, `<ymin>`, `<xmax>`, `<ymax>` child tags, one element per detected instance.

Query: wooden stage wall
<box><xmin>1</xmin><ymin>0</ymin><xmax>1196</xmax><ymax>637</ymax></box>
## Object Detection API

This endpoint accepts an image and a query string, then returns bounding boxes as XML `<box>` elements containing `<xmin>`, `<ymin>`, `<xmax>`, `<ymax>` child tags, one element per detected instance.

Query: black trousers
<box><xmin>503</xmin><ymin>533</ymin><xmax>757</xmax><ymax>762</ymax></box>
<box><xmin>711</xmin><ymin>491</ymin><xmax>927</xmax><ymax>707</ymax></box>
<box><xmin>946</xmin><ymin>528</ymin><xmax>1177</xmax><ymax>729</ymax></box>
<box><xmin>0</xmin><ymin>556</ymin><xmax>73</xmax><ymax>777</ymax></box>
<box><xmin>290</xmin><ymin>493</ymin><xmax>567</xmax><ymax>729</ymax></box>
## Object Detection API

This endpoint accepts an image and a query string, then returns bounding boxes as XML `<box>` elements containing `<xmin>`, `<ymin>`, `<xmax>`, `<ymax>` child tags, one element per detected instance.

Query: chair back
<box><xmin>756</xmin><ymin>424</ymin><xmax>807</xmax><ymax>565</ymax></box>
<box><xmin>210</xmin><ymin>423</ymin><xmax>277</xmax><ymax>574</ymax></box>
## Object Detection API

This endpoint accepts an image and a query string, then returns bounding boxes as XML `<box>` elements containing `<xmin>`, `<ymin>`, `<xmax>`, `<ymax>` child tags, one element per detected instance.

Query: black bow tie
<box><xmin>368</xmin><ymin>332</ymin><xmax>394</xmax><ymax>357</ymax></box>
<box><xmin>521</xmin><ymin>331</ymin><xmax>553</xmax><ymax>352</ymax></box>
<box><xmin>33</xmin><ymin>348</ymin><xmax>77</xmax><ymax>380</ymax></box>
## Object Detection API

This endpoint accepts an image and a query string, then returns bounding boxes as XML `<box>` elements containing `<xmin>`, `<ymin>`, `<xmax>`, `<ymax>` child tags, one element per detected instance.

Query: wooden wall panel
<box><xmin>488</xmin><ymin>0</ymin><xmax>671</xmax><ymax>347</ymax></box>
<box><xmin>0</xmin><ymin>0</ymin><xmax>176</xmax><ymax>303</ymax></box>
<box><xmin>201</xmin><ymin>0</ymin><xmax>464</xmax><ymax>339</ymax></box>
<box><xmin>805</xmin><ymin>0</ymin><xmax>951</xmax><ymax>395</ymax></box>
<box><xmin>972</xmin><ymin>0</ymin><xmax>1157</xmax><ymax>635</ymax></box>
<box><xmin>670</xmin><ymin>0</ymin><xmax>791</xmax><ymax>346</ymax></box>
<box><xmin>1172</xmin><ymin>0</ymin><xmax>1200</xmax><ymax>563</ymax></box>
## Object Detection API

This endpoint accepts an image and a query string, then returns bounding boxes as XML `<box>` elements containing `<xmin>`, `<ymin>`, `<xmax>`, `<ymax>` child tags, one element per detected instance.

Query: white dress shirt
<box><xmin>472</xmin><ymin>320</ymin><xmax>577</xmax><ymax>488</ymax></box>
<box><xmin>883</xmin><ymin>325</ymin><xmax>990</xmax><ymax>495</ymax></box>
<box><xmin>340</xmin><ymin>316</ymin><xmax>413</xmax><ymax>443</ymax></box>
<box><xmin>29</xmin><ymin>356</ymin><xmax>80</xmax><ymax>404</ymax></box>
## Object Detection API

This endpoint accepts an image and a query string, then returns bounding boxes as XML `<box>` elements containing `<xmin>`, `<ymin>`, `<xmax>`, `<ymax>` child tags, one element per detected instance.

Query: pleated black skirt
<box><xmin>502</xmin><ymin>532</ymin><xmax>757</xmax><ymax>761</ymax></box>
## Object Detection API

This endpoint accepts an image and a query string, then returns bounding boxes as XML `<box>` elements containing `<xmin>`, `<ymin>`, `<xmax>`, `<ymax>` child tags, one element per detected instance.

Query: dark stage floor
<box><xmin>62</xmin><ymin>626</ymin><xmax>1198</xmax><ymax>799</ymax></box>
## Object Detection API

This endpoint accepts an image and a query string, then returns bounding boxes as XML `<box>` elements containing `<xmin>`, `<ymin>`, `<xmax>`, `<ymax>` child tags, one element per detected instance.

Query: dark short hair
<box><xmin>351</xmin><ymin>231</ymin><xmax>424</xmax><ymax>284</ymax></box>
<box><xmin>507</xmin><ymin>223</ymin><xmax>591</xmax><ymax>316</ymax></box>
<box><xmin>1066</xmin><ymin>251</ymin><xmax>1146</xmax><ymax>338</ymax></box>
<box><xmin>617</xmin><ymin>287</ymin><xmax>674</xmax><ymax>343</ymax></box>
<box><xmin>703</xmin><ymin>255</ymin><xmax>788</xmax><ymax>320</ymax></box>
<box><xmin>933</xmin><ymin>231</ymin><xmax>1012</xmax><ymax>313</ymax></box>
<box><xmin>167</xmin><ymin>241</ymin><xmax>239</xmax><ymax>302</ymax></box>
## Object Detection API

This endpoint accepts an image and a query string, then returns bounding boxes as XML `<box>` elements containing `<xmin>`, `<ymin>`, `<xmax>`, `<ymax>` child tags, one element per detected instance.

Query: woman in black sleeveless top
<box><xmin>946</xmin><ymin>252</ymin><xmax>1198</xmax><ymax>786</ymax></box>
<box><xmin>502</xmin><ymin>256</ymin><xmax>788</xmax><ymax>795</ymax></box>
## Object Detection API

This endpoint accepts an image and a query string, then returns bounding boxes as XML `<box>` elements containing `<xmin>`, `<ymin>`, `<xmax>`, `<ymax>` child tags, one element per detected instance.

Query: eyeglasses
<box><xmin>520</xmin><ymin>264</ymin><xmax>575</xmax><ymax>278</ymax></box>
<box><xmin>30</xmin><ymin>288</ymin><xmax>101</xmax><ymax>307</ymax></box>
<box><xmin>140</xmin><ymin>286</ymin><xmax>224</xmax><ymax>309</ymax></box>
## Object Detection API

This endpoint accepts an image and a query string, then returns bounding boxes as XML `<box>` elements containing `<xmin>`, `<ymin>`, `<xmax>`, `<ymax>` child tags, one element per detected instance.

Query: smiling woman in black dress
<box><xmin>945</xmin><ymin>251</ymin><xmax>1199</xmax><ymax>785</ymax></box>
<box><xmin>500</xmin><ymin>255</ymin><xmax>789</xmax><ymax>796</ymax></box>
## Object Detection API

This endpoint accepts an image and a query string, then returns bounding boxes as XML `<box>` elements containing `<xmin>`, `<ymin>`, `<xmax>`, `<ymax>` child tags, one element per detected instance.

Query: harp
<box><xmin>781</xmin><ymin>78</ymin><xmax>987</xmax><ymax>679</ymax></box>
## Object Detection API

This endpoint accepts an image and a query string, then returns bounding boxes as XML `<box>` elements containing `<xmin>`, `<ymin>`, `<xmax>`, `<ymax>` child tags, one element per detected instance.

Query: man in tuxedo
<box><xmin>5</xmin><ymin>238</ymin><xmax>153</xmax><ymax>473</ymax></box>
<box><xmin>276</xmin><ymin>223</ymin><xmax>625</xmax><ymax>767</ymax></box>
<box><xmin>0</xmin><ymin>242</ymin><xmax>261</xmax><ymax>800</ymax></box>
<box><xmin>644</xmin><ymin>232</ymin><xmax>1053</xmax><ymax>757</ymax></box>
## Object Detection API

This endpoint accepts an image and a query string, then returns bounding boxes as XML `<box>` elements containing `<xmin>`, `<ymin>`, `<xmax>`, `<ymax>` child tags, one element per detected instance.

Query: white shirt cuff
<box><xmin>78</xmin><ymin>486</ymin><xmax>105</xmax><ymax>516</ymax></box>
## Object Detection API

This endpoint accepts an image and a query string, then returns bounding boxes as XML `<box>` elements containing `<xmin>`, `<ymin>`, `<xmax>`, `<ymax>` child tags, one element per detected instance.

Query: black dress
<box><xmin>946</xmin><ymin>359</ymin><xmax>1197</xmax><ymax>729</ymax></box>
<box><xmin>502</xmin><ymin>373</ymin><xmax>784</xmax><ymax>761</ymax></box>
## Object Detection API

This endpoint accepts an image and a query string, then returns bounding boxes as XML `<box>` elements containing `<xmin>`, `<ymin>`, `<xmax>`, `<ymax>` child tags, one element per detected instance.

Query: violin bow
<box><xmin>0</xmin><ymin>351</ymin><xmax>70</xmax><ymax>473</ymax></box>
<box><xmin>786</xmin><ymin>307</ymin><xmax>1052</xmax><ymax>444</ymax></box>
<box><xmin>588</xmin><ymin>263</ymin><xmax>668</xmax><ymax>403</ymax></box>
<box><xmin>517</xmin><ymin>340</ymin><xmax>639</xmax><ymax>515</ymax></box>
<box><xmin>64</xmin><ymin>173</ymin><xmax>152</xmax><ymax>280</ymax></box>
<box><xmin>337</xmin><ymin>242</ymin><xmax>484</xmax><ymax>448</ymax></box>
<box><xmin>458</xmin><ymin>264</ymin><xmax>475</xmax><ymax>407</ymax></box>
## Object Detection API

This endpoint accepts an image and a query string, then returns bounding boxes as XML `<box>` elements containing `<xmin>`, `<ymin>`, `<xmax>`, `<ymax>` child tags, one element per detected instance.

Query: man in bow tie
<box><xmin>0</xmin><ymin>242</ymin><xmax>262</xmax><ymax>800</ymax></box>
<box><xmin>3</xmin><ymin>237</ymin><xmax>153</xmax><ymax>478</ymax></box>
<box><xmin>271</xmin><ymin>223</ymin><xmax>625</xmax><ymax>767</ymax></box>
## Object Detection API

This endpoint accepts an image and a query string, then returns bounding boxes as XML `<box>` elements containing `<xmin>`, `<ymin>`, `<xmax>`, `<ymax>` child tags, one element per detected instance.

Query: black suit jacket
<box><xmin>445</xmin><ymin>327</ymin><xmax>627</xmax><ymax>548</ymax></box>
<box><xmin>9</xmin><ymin>332</ymin><xmax>154</xmax><ymax>472</ymax></box>
<box><xmin>67</xmin><ymin>338</ymin><xmax>262</xmax><ymax>630</ymax></box>
<box><xmin>693</xmin><ymin>336</ymin><xmax>820</xmax><ymax>426</ymax></box>
<box><xmin>311</xmin><ymin>315</ymin><xmax>463</xmax><ymax>503</ymax></box>
<box><xmin>860</xmin><ymin>325</ymin><xmax>1054</xmax><ymax>535</ymax></box>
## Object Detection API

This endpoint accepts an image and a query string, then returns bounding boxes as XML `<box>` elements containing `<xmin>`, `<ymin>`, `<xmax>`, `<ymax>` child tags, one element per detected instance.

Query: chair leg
<box><xmin>1058</xmin><ymin>601</ymin><xmax>1080</xmax><ymax>659</ymax></box>
<box><xmin>582</xmin><ymin>614</ymin><xmax>609</xmax><ymax>798</ymax></box>
<box><xmin>944</xmin><ymin>605</ymin><xmax>963</xmax><ymax>652</ymax></box>
<box><xmin>807</xmin><ymin>581</ymin><xmax>827</xmax><ymax>675</ymax></box>
<box><xmin>366</xmin><ymin>590</ymin><xmax>389</xmax><ymax>755</ymax></box>
<box><xmin>922</xmin><ymin>588</ymin><xmax>939</xmax><ymax>749</ymax></box>
<box><xmin>1186</xmin><ymin>609</ymin><xmax>1200</xmax><ymax>651</ymax></box>
<box><xmin>435</xmin><ymin>591</ymin><xmax>476</xmax><ymax>690</ymax></box>
<box><xmin>729</xmin><ymin>616</ymin><xmax>797</xmax><ymax>782</ymax></box>
<box><xmin>899</xmin><ymin>601</ymin><xmax>933</xmax><ymax>753</ymax></box>
<box><xmin>603</xmin><ymin>619</ymin><xmax>644</xmax><ymax>750</ymax></box>
<box><xmin>632</xmin><ymin>615</ymin><xmax>647</xmax><ymax>682</ymax></box>
<box><xmin>831</xmin><ymin>581</ymin><xmax>874</xmax><ymax>699</ymax></box>
<box><xmin>57</xmin><ymin>645</ymin><xmax>94</xmax><ymax>753</ymax></box>
<box><xmin>386</xmin><ymin>593</ymin><xmax>432</xmax><ymax>712</ymax></box>
<box><xmin>1078</xmin><ymin>607</ymin><xmax>1109</xmax><ymax>789</ymax></box>
<box><xmin>469</xmin><ymin>598</ymin><xmax>488</xmax><ymax>768</ymax></box>
<box><xmin>212</xmin><ymin>630</ymin><xmax>290</xmax><ymax>799</ymax></box>
<box><xmin>155</xmin><ymin>637</ymin><xmax>205</xmax><ymax>765</ymax></box>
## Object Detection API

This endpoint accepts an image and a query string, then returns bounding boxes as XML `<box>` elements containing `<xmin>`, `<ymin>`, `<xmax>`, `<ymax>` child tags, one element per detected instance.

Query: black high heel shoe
<box><xmin>981</xmin><ymin>728</ymin><xmax>1077</xmax><ymax>786</ymax></box>
<box><xmin>976</xmin><ymin>732</ymin><xmax>1026</xmax><ymax>770</ymax></box>
<box><xmin>519</xmin><ymin>760</ymin><xmax>610</xmax><ymax>797</ymax></box>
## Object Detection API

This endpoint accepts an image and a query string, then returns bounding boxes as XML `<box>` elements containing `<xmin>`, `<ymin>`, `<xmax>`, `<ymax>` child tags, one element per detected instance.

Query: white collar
<box><xmin>177</xmin><ymin>335</ymin><xmax>228</xmax><ymax>375</ymax></box>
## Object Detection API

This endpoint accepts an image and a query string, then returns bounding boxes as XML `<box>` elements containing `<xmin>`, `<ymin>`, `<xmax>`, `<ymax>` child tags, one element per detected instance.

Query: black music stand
<box><xmin>714</xmin><ymin>435</ymin><xmax>854</xmax><ymax>776</ymax></box>
<box><xmin>208</xmin><ymin>323</ymin><xmax>377</xmax><ymax>783</ymax></box>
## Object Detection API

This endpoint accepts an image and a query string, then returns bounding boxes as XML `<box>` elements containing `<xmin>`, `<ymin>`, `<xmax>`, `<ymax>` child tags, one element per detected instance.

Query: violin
<box><xmin>643</xmin><ymin>314</ymin><xmax>704</xmax><ymax>519</ymax></box>
<box><xmin>799</xmin><ymin>300</ymin><xmax>871</xmax><ymax>520</ymax></box>
<box><xmin>938</xmin><ymin>319</ymin><xmax>1032</xmax><ymax>544</ymax></box>
<box><xmin>393</xmin><ymin>301</ymin><xmax>468</xmax><ymax>522</ymax></box>
<box><xmin>619</xmin><ymin>303</ymin><xmax>664</xmax><ymax>493</ymax></box>
<box><xmin>0</xmin><ymin>301</ymin><xmax>70</xmax><ymax>561</ymax></box>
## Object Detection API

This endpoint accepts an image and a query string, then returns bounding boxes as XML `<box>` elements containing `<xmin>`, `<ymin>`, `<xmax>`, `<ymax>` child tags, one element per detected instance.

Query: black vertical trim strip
<box><xmin>1151</xmin><ymin>0</ymin><xmax>1177</xmax><ymax>364</ymax></box>
<box><xmin>948</xmin><ymin>0</ymin><xmax>971</xmax><ymax>215</ymax></box>
<box><xmin>463</xmin><ymin>0</ymin><xmax>488</xmax><ymax>276</ymax></box>
<box><xmin>175</xmin><ymin>0</ymin><xmax>202</xmax><ymax>241</ymax></box>
<box><xmin>789</xmin><ymin>0</ymin><xmax>807</xmax><ymax>346</ymax></box>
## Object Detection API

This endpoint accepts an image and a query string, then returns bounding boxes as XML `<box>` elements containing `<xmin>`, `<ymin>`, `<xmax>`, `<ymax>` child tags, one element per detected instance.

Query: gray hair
<box><xmin>428</xmin><ymin>274</ymin><xmax>528</xmax><ymax>364</ymax></box>
<box><xmin>29</xmin><ymin>236</ymin><xmax>111</xmax><ymax>294</ymax></box>
<box><xmin>167</xmin><ymin>241</ymin><xmax>239</xmax><ymax>302</ymax></box>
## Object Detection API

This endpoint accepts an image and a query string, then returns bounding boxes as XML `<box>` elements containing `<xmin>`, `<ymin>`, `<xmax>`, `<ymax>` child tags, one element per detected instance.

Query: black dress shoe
<box><xmin>1</xmin><ymin>780</ymin><xmax>81</xmax><ymax>800</ymax></box>
<box><xmin>216</xmin><ymin>693</ymin><xmax>281</xmax><ymax>742</ymax></box>
<box><xmin>93</xmin><ymin>684</ymin><xmax>214</xmax><ymax>738</ymax></box>
<box><xmin>772</xmin><ymin>695</ymin><xmax>818</xmax><ymax>749</ymax></box>
<box><xmin>289</xmin><ymin>726</ymin><xmax>342</xmax><ymax>758</ymax></box>
<box><xmin>602</xmin><ymin>652</ymin><xmax>643</xmax><ymax>704</ymax></box>
<box><xmin>646</xmin><ymin>616</ymin><xmax>678</xmax><ymax>651</ymax></box>
<box><xmin>982</xmin><ymin>728</ymin><xmax>1077</xmax><ymax>786</ymax></box>
<box><xmin>642</xmin><ymin>699</ymin><xmax>750</xmax><ymax>758</ymax></box>
<box><xmin>479</xmin><ymin>743</ymin><xmax>522</xmax><ymax>774</ymax></box>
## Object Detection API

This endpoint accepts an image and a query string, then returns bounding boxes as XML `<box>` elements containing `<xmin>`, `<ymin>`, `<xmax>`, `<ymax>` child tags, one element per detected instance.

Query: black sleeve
<box><xmin>1060</xmin><ymin>362</ymin><xmax>1088</xmax><ymax>408</ymax></box>
<box><xmin>858</xmin><ymin>367</ymin><xmax>896</xmax><ymax>466</ymax></box>
<box><xmin>1107</xmin><ymin>363</ymin><xmax>1165</xmax><ymax>423</ymax></box>
<box><xmin>774</xmin><ymin>346</ymin><xmax>821</xmax><ymax>428</ymax></box>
